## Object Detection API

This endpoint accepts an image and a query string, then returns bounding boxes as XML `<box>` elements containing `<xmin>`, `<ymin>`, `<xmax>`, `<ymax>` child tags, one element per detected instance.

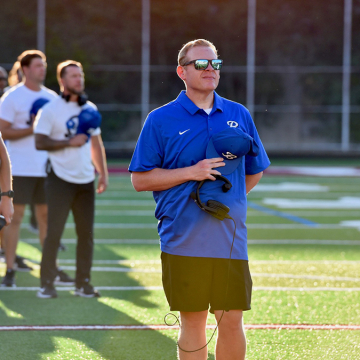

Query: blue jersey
<box><xmin>129</xmin><ymin>91</ymin><xmax>270</xmax><ymax>259</ymax></box>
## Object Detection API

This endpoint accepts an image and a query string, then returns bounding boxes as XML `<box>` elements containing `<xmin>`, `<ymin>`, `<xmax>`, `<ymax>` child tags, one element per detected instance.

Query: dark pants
<box><xmin>40</xmin><ymin>170</ymin><xmax>95</xmax><ymax>287</ymax></box>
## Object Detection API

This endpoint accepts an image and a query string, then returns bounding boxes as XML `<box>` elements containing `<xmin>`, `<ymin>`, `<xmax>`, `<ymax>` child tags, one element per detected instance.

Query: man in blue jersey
<box><xmin>129</xmin><ymin>39</ymin><xmax>270</xmax><ymax>360</ymax></box>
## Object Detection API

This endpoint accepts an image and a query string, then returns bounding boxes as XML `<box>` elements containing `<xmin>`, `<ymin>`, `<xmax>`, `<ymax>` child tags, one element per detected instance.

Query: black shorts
<box><xmin>161</xmin><ymin>252</ymin><xmax>252</xmax><ymax>314</ymax></box>
<box><xmin>13</xmin><ymin>176</ymin><xmax>46</xmax><ymax>205</ymax></box>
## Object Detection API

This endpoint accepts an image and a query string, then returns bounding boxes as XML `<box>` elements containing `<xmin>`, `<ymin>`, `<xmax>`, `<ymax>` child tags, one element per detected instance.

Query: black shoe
<box><xmin>37</xmin><ymin>284</ymin><xmax>57</xmax><ymax>299</ymax></box>
<box><xmin>54</xmin><ymin>269</ymin><xmax>75</xmax><ymax>286</ymax></box>
<box><xmin>15</xmin><ymin>256</ymin><xmax>33</xmax><ymax>272</ymax></box>
<box><xmin>1</xmin><ymin>269</ymin><xmax>16</xmax><ymax>287</ymax></box>
<box><xmin>75</xmin><ymin>281</ymin><xmax>100</xmax><ymax>298</ymax></box>
<box><xmin>58</xmin><ymin>243</ymin><xmax>67</xmax><ymax>252</ymax></box>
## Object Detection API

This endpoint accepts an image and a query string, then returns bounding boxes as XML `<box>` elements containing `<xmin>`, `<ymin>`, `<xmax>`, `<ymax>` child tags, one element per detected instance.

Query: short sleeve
<box><xmin>91</xmin><ymin>127</ymin><xmax>101</xmax><ymax>136</ymax></box>
<box><xmin>244</xmin><ymin>110</ymin><xmax>270</xmax><ymax>175</ymax></box>
<box><xmin>34</xmin><ymin>105</ymin><xmax>53</xmax><ymax>136</ymax></box>
<box><xmin>128</xmin><ymin>112</ymin><xmax>164</xmax><ymax>172</ymax></box>
<box><xmin>0</xmin><ymin>95</ymin><xmax>16</xmax><ymax>123</ymax></box>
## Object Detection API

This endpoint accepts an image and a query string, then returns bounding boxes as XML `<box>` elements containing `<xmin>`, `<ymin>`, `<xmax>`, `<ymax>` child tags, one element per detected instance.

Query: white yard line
<box><xmin>251</xmin><ymin>273</ymin><xmax>360</xmax><ymax>282</ymax></box>
<box><xmin>96</xmin><ymin>200</ymin><xmax>155</xmax><ymax>206</ymax></box>
<box><xmin>0</xmin><ymin>286</ymin><xmax>359</xmax><ymax>292</ymax></box>
<box><xmin>19</xmin><ymin>223</ymin><xmax>359</xmax><ymax>229</ymax></box>
<box><xmin>54</xmin><ymin>259</ymin><xmax>358</xmax><ymax>265</ymax></box>
<box><xmin>19</xmin><ymin>238</ymin><xmax>360</xmax><ymax>245</ymax></box>
<box><xmin>0</xmin><ymin>324</ymin><xmax>359</xmax><ymax>331</ymax></box>
<box><xmin>3</xmin><ymin>262</ymin><xmax>357</xmax><ymax>281</ymax></box>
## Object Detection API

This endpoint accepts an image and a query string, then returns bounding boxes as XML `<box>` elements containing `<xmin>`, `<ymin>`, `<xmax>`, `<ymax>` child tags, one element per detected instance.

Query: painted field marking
<box><xmin>263</xmin><ymin>196</ymin><xmax>360</xmax><ymax>209</ymax></box>
<box><xmin>340</xmin><ymin>220</ymin><xmax>360</xmax><ymax>230</ymax></box>
<box><xmin>252</xmin><ymin>183</ymin><xmax>329</xmax><ymax>192</ymax></box>
<box><xmin>247</xmin><ymin>202</ymin><xmax>318</xmax><ymax>227</ymax></box>
<box><xmin>4</xmin><ymin>261</ymin><xmax>356</xmax><ymax>281</ymax></box>
<box><xmin>0</xmin><ymin>324</ymin><xmax>359</xmax><ymax>332</ymax></box>
<box><xmin>22</xmin><ymin>210</ymin><xmax>360</xmax><ymax>217</ymax></box>
<box><xmin>19</xmin><ymin>238</ymin><xmax>360</xmax><ymax>245</ymax></box>
<box><xmin>96</xmin><ymin>210</ymin><xmax>155</xmax><ymax>216</ymax></box>
<box><xmin>265</xmin><ymin>166</ymin><xmax>360</xmax><ymax>177</ymax></box>
<box><xmin>96</xmin><ymin>200</ymin><xmax>155</xmax><ymax>206</ymax></box>
<box><xmin>20</xmin><ymin>223</ymin><xmax>359</xmax><ymax>229</ymax></box>
<box><xmin>254</xmin><ymin>210</ymin><xmax>360</xmax><ymax>217</ymax></box>
<box><xmin>54</xmin><ymin>259</ymin><xmax>359</xmax><ymax>265</ymax></box>
<box><xmin>0</xmin><ymin>286</ymin><xmax>359</xmax><ymax>292</ymax></box>
<box><xmin>248</xmin><ymin>239</ymin><xmax>360</xmax><ymax>245</ymax></box>
<box><xmin>55</xmin><ymin>266</ymin><xmax>162</xmax><ymax>273</ymax></box>
<box><xmin>251</xmin><ymin>273</ymin><xmax>360</xmax><ymax>282</ymax></box>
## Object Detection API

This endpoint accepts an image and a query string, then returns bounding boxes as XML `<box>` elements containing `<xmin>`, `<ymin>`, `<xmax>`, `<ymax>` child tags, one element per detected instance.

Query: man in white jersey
<box><xmin>0</xmin><ymin>50</ymin><xmax>74</xmax><ymax>287</ymax></box>
<box><xmin>35</xmin><ymin>60</ymin><xmax>108</xmax><ymax>298</ymax></box>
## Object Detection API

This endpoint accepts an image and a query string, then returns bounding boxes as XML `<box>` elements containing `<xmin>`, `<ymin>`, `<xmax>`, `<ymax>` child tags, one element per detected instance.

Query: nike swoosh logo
<box><xmin>179</xmin><ymin>129</ymin><xmax>190</xmax><ymax>135</ymax></box>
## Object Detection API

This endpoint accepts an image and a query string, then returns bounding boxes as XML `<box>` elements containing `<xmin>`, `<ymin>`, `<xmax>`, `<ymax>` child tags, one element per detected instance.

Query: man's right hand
<box><xmin>68</xmin><ymin>134</ymin><xmax>88</xmax><ymax>147</ymax></box>
<box><xmin>190</xmin><ymin>158</ymin><xmax>225</xmax><ymax>181</ymax></box>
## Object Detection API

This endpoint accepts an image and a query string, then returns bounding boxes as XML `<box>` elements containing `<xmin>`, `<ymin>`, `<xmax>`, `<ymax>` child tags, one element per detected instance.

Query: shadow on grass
<box><xmin>0</xmin><ymin>236</ymin><xmax>178</xmax><ymax>359</ymax></box>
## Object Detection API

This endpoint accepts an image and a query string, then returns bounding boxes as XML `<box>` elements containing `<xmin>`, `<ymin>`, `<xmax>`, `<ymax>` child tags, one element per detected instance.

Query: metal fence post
<box><xmin>341</xmin><ymin>0</ymin><xmax>353</xmax><ymax>151</ymax></box>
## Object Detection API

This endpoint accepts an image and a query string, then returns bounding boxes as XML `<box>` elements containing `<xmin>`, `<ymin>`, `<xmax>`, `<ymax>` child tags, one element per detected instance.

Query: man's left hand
<box><xmin>0</xmin><ymin>197</ymin><xmax>14</xmax><ymax>224</ymax></box>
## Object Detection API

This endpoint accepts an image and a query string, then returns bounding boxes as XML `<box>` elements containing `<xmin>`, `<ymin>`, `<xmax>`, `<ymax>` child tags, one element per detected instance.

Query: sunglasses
<box><xmin>183</xmin><ymin>59</ymin><xmax>223</xmax><ymax>70</ymax></box>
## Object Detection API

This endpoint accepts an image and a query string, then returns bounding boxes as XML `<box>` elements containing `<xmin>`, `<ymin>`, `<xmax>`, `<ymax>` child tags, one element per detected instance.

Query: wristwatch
<box><xmin>0</xmin><ymin>190</ymin><xmax>14</xmax><ymax>198</ymax></box>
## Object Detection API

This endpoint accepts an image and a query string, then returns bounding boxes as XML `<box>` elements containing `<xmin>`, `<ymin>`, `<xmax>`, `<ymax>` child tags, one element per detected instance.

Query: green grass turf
<box><xmin>1</xmin><ymin>172</ymin><xmax>360</xmax><ymax>359</ymax></box>
<box><xmin>0</xmin><ymin>328</ymin><xmax>359</xmax><ymax>360</ymax></box>
<box><xmin>0</xmin><ymin>289</ymin><xmax>359</xmax><ymax>326</ymax></box>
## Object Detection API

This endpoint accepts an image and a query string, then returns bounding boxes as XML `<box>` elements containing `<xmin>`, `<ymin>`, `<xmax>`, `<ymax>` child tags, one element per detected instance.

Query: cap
<box><xmin>206</xmin><ymin>127</ymin><xmax>259</xmax><ymax>175</ymax></box>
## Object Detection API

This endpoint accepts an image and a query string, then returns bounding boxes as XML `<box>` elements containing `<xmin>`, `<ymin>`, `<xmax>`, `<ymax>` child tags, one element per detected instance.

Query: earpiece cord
<box><xmin>164</xmin><ymin>215</ymin><xmax>237</xmax><ymax>353</ymax></box>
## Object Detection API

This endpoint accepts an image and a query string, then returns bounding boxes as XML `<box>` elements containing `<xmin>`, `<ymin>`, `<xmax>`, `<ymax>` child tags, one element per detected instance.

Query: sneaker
<box><xmin>1</xmin><ymin>269</ymin><xmax>16</xmax><ymax>287</ymax></box>
<box><xmin>15</xmin><ymin>256</ymin><xmax>33</xmax><ymax>272</ymax></box>
<box><xmin>54</xmin><ymin>269</ymin><xmax>75</xmax><ymax>286</ymax></box>
<box><xmin>75</xmin><ymin>281</ymin><xmax>101</xmax><ymax>298</ymax></box>
<box><xmin>37</xmin><ymin>285</ymin><xmax>57</xmax><ymax>299</ymax></box>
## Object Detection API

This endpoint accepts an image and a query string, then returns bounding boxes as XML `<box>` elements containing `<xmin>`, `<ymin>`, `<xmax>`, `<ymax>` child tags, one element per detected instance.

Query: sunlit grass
<box><xmin>1</xmin><ymin>173</ymin><xmax>359</xmax><ymax>359</ymax></box>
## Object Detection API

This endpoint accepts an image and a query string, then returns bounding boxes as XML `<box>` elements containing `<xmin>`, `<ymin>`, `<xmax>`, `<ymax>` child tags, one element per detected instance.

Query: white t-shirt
<box><xmin>0</xmin><ymin>83</ymin><xmax>57</xmax><ymax>176</ymax></box>
<box><xmin>34</xmin><ymin>96</ymin><xmax>101</xmax><ymax>184</ymax></box>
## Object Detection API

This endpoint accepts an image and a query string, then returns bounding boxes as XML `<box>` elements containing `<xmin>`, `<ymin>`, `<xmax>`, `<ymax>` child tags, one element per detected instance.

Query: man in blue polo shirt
<box><xmin>129</xmin><ymin>39</ymin><xmax>270</xmax><ymax>360</ymax></box>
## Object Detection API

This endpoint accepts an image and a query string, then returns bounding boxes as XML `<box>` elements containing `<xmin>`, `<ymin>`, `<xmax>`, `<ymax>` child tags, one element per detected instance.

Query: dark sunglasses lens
<box><xmin>211</xmin><ymin>60</ymin><xmax>223</xmax><ymax>70</ymax></box>
<box><xmin>194</xmin><ymin>60</ymin><xmax>209</xmax><ymax>70</ymax></box>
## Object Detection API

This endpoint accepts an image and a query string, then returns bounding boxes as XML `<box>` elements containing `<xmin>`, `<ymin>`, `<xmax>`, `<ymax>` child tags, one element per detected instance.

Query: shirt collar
<box><xmin>176</xmin><ymin>90</ymin><xmax>224</xmax><ymax>115</ymax></box>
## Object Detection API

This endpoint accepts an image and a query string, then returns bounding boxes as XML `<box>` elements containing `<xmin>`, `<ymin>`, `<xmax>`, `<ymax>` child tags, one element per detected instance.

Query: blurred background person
<box><xmin>35</xmin><ymin>60</ymin><xmax>108</xmax><ymax>298</ymax></box>
<box><xmin>0</xmin><ymin>50</ymin><xmax>73</xmax><ymax>287</ymax></box>
<box><xmin>0</xmin><ymin>60</ymin><xmax>40</xmax><ymax>270</ymax></box>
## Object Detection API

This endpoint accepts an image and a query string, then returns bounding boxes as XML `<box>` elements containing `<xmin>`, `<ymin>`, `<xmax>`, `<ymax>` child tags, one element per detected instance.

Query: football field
<box><xmin>0</xmin><ymin>168</ymin><xmax>359</xmax><ymax>359</ymax></box>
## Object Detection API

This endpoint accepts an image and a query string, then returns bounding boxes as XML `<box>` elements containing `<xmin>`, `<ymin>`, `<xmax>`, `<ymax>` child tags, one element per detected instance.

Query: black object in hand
<box><xmin>0</xmin><ymin>215</ymin><xmax>6</xmax><ymax>230</ymax></box>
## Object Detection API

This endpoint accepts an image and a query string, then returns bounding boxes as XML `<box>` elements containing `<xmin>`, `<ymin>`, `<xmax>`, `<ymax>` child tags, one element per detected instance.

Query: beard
<box><xmin>65</xmin><ymin>85</ymin><xmax>84</xmax><ymax>96</ymax></box>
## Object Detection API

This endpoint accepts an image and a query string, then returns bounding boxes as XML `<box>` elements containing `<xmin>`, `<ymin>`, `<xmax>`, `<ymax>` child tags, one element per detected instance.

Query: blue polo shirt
<box><xmin>129</xmin><ymin>90</ymin><xmax>270</xmax><ymax>260</ymax></box>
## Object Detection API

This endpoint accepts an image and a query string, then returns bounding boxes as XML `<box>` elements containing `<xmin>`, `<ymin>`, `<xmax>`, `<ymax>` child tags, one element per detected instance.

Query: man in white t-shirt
<box><xmin>34</xmin><ymin>60</ymin><xmax>108</xmax><ymax>299</ymax></box>
<box><xmin>0</xmin><ymin>50</ymin><xmax>63</xmax><ymax>287</ymax></box>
